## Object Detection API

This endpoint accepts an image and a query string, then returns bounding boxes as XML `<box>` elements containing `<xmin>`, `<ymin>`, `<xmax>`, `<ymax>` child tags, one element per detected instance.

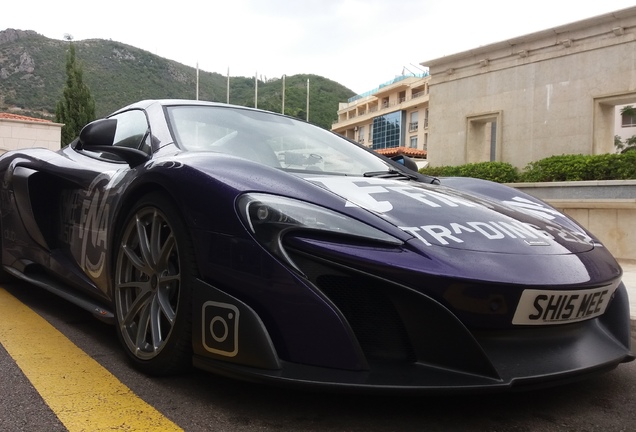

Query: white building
<box><xmin>0</xmin><ymin>113</ymin><xmax>62</xmax><ymax>154</ymax></box>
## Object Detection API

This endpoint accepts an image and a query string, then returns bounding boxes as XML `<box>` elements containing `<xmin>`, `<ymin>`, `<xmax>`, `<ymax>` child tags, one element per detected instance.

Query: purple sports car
<box><xmin>0</xmin><ymin>99</ymin><xmax>632</xmax><ymax>393</ymax></box>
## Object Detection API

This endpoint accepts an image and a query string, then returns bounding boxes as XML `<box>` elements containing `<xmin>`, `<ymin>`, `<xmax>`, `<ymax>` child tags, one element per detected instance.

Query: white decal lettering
<box><xmin>420</xmin><ymin>225</ymin><xmax>463</xmax><ymax>245</ymax></box>
<box><xmin>526</xmin><ymin>223</ymin><xmax>555</xmax><ymax>239</ymax></box>
<box><xmin>467</xmin><ymin>221</ymin><xmax>505</xmax><ymax>239</ymax></box>
<box><xmin>399</xmin><ymin>226</ymin><xmax>432</xmax><ymax>246</ymax></box>
<box><xmin>309</xmin><ymin>177</ymin><xmax>393</xmax><ymax>213</ymax></box>
<box><xmin>387</xmin><ymin>186</ymin><xmax>442</xmax><ymax>207</ymax></box>
<box><xmin>450</xmin><ymin>223</ymin><xmax>476</xmax><ymax>235</ymax></box>
<box><xmin>496</xmin><ymin>221</ymin><xmax>539</xmax><ymax>239</ymax></box>
<box><xmin>489</xmin><ymin>221</ymin><xmax>517</xmax><ymax>238</ymax></box>
<box><xmin>420</xmin><ymin>189</ymin><xmax>476</xmax><ymax>207</ymax></box>
<box><xmin>504</xmin><ymin>197</ymin><xmax>564</xmax><ymax>220</ymax></box>
<box><xmin>79</xmin><ymin>185</ymin><xmax>110</xmax><ymax>278</ymax></box>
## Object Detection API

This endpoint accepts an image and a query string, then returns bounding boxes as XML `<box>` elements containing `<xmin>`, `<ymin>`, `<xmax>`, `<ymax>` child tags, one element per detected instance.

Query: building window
<box><xmin>466</xmin><ymin>111</ymin><xmax>502</xmax><ymax>163</ymax></box>
<box><xmin>409</xmin><ymin>111</ymin><xmax>419</xmax><ymax>132</ymax></box>
<box><xmin>358</xmin><ymin>126</ymin><xmax>365</xmax><ymax>143</ymax></box>
<box><xmin>621</xmin><ymin>106</ymin><xmax>636</xmax><ymax>127</ymax></box>
<box><xmin>423</xmin><ymin>133</ymin><xmax>428</xmax><ymax>150</ymax></box>
<box><xmin>409</xmin><ymin>136</ymin><xmax>417</xmax><ymax>148</ymax></box>
<box><xmin>372</xmin><ymin>112</ymin><xmax>402</xmax><ymax>150</ymax></box>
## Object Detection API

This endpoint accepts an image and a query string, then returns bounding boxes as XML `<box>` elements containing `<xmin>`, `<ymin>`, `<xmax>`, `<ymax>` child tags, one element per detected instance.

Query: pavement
<box><xmin>619</xmin><ymin>260</ymin><xmax>636</xmax><ymax>319</ymax></box>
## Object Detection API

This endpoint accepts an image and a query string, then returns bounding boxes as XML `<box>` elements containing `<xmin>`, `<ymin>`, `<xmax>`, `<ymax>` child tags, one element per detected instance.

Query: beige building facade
<box><xmin>331</xmin><ymin>75</ymin><xmax>430</xmax><ymax>163</ymax></box>
<box><xmin>0</xmin><ymin>113</ymin><xmax>62</xmax><ymax>154</ymax></box>
<box><xmin>421</xmin><ymin>7</ymin><xmax>636</xmax><ymax>168</ymax></box>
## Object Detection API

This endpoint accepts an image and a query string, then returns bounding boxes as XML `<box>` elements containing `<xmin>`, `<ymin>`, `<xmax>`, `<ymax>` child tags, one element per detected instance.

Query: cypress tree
<box><xmin>55</xmin><ymin>40</ymin><xmax>96</xmax><ymax>147</ymax></box>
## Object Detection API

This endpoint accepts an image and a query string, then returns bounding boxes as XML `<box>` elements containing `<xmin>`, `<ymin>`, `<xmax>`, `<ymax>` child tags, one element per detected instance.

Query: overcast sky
<box><xmin>3</xmin><ymin>1</ymin><xmax>635</xmax><ymax>94</ymax></box>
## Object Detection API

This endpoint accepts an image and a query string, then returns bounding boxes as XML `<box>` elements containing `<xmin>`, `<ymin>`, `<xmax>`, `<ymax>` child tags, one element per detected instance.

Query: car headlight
<box><xmin>237</xmin><ymin>193</ymin><xmax>402</xmax><ymax>262</ymax></box>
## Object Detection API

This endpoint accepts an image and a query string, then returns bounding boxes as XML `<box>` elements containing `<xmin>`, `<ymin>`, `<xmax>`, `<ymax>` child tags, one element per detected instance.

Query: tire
<box><xmin>114</xmin><ymin>192</ymin><xmax>196</xmax><ymax>375</ymax></box>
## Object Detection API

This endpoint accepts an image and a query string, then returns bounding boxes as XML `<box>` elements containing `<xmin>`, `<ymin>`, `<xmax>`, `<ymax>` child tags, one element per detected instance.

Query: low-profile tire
<box><xmin>114</xmin><ymin>192</ymin><xmax>196</xmax><ymax>376</ymax></box>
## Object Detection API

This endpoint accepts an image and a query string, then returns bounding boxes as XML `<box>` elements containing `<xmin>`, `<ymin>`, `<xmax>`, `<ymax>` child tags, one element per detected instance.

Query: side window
<box><xmin>111</xmin><ymin>110</ymin><xmax>150</xmax><ymax>154</ymax></box>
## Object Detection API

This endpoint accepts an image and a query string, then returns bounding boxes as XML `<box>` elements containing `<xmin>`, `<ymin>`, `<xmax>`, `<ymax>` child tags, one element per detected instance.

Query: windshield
<box><xmin>165</xmin><ymin>105</ymin><xmax>391</xmax><ymax>175</ymax></box>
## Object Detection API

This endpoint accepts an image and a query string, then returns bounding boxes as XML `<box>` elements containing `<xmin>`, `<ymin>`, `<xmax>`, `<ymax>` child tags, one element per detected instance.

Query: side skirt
<box><xmin>4</xmin><ymin>266</ymin><xmax>115</xmax><ymax>324</ymax></box>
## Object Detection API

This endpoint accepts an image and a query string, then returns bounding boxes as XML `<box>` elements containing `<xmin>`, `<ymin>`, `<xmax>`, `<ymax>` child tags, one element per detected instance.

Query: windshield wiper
<box><xmin>363</xmin><ymin>169</ymin><xmax>418</xmax><ymax>180</ymax></box>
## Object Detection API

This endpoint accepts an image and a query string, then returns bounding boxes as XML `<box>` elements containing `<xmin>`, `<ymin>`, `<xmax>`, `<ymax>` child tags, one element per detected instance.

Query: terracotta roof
<box><xmin>0</xmin><ymin>113</ymin><xmax>52</xmax><ymax>123</ymax></box>
<box><xmin>375</xmin><ymin>146</ymin><xmax>427</xmax><ymax>158</ymax></box>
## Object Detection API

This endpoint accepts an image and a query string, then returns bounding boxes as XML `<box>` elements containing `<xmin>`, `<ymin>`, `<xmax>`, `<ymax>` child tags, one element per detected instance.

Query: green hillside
<box><xmin>0</xmin><ymin>29</ymin><xmax>356</xmax><ymax>130</ymax></box>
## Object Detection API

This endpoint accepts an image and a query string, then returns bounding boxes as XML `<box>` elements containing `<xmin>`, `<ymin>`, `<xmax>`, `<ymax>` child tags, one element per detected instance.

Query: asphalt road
<box><xmin>1</xmin><ymin>280</ymin><xmax>635</xmax><ymax>432</ymax></box>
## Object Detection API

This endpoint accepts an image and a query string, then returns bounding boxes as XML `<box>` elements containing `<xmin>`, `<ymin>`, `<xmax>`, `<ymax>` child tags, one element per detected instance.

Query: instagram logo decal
<box><xmin>202</xmin><ymin>301</ymin><xmax>240</xmax><ymax>356</ymax></box>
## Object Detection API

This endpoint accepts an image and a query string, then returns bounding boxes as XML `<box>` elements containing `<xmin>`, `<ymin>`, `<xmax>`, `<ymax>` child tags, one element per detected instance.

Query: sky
<box><xmin>3</xmin><ymin>0</ymin><xmax>636</xmax><ymax>95</ymax></box>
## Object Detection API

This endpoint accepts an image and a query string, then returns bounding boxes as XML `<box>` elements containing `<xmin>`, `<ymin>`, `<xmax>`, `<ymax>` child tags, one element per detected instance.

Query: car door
<box><xmin>54</xmin><ymin>109</ymin><xmax>152</xmax><ymax>296</ymax></box>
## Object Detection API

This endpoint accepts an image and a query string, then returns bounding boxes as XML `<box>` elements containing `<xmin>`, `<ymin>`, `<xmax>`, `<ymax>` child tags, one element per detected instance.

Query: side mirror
<box><xmin>74</xmin><ymin>118</ymin><xmax>118</xmax><ymax>150</ymax></box>
<box><xmin>73</xmin><ymin>118</ymin><xmax>150</xmax><ymax>167</ymax></box>
<box><xmin>391</xmin><ymin>154</ymin><xmax>419</xmax><ymax>172</ymax></box>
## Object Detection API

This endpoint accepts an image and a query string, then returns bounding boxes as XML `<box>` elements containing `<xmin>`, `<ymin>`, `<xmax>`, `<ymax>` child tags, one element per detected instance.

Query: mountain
<box><xmin>0</xmin><ymin>29</ymin><xmax>356</xmax><ymax>130</ymax></box>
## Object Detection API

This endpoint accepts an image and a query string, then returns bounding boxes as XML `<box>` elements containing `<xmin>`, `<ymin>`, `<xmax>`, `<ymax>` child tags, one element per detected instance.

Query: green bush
<box><xmin>420</xmin><ymin>162</ymin><xmax>520</xmax><ymax>183</ymax></box>
<box><xmin>419</xmin><ymin>153</ymin><xmax>636</xmax><ymax>183</ymax></box>
<box><xmin>520</xmin><ymin>153</ymin><xmax>636</xmax><ymax>182</ymax></box>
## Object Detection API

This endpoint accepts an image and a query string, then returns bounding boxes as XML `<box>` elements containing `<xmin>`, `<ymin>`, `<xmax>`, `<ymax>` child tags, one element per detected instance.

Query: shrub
<box><xmin>419</xmin><ymin>153</ymin><xmax>636</xmax><ymax>183</ymax></box>
<box><xmin>420</xmin><ymin>162</ymin><xmax>519</xmax><ymax>183</ymax></box>
<box><xmin>520</xmin><ymin>153</ymin><xmax>636</xmax><ymax>182</ymax></box>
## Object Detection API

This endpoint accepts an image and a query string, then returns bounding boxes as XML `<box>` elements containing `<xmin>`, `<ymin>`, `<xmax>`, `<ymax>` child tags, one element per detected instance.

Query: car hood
<box><xmin>302</xmin><ymin>175</ymin><xmax>595</xmax><ymax>255</ymax></box>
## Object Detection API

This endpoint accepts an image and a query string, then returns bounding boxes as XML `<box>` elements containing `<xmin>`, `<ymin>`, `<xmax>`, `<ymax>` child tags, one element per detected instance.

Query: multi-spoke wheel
<box><xmin>114</xmin><ymin>193</ymin><xmax>195</xmax><ymax>375</ymax></box>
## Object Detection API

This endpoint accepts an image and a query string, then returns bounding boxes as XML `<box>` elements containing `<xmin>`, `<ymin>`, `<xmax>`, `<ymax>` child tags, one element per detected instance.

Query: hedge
<box><xmin>419</xmin><ymin>162</ymin><xmax>519</xmax><ymax>183</ymax></box>
<box><xmin>419</xmin><ymin>152</ymin><xmax>636</xmax><ymax>183</ymax></box>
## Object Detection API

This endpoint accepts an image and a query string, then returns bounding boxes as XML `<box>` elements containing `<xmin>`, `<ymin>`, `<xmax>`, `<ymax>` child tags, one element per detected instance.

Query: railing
<box><xmin>333</xmin><ymin>87</ymin><xmax>430</xmax><ymax>127</ymax></box>
<box><xmin>348</xmin><ymin>72</ymin><xmax>429</xmax><ymax>103</ymax></box>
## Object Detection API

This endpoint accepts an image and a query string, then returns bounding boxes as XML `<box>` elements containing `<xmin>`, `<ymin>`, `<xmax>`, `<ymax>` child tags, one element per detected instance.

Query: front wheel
<box><xmin>114</xmin><ymin>193</ymin><xmax>196</xmax><ymax>375</ymax></box>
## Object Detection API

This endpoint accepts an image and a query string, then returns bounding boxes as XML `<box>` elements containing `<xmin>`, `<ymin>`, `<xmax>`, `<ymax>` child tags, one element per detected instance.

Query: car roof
<box><xmin>111</xmin><ymin>99</ymin><xmax>261</xmax><ymax>115</ymax></box>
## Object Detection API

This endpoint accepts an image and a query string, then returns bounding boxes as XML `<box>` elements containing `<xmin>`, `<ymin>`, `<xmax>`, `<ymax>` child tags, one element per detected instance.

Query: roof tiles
<box><xmin>0</xmin><ymin>113</ymin><xmax>52</xmax><ymax>123</ymax></box>
<box><xmin>375</xmin><ymin>146</ymin><xmax>427</xmax><ymax>158</ymax></box>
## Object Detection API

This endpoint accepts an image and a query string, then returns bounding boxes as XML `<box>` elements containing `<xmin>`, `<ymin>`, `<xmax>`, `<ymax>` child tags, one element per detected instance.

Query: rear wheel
<box><xmin>114</xmin><ymin>193</ymin><xmax>196</xmax><ymax>375</ymax></box>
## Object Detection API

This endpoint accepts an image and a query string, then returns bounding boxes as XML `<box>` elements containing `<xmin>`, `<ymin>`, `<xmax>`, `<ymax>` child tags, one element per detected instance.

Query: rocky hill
<box><xmin>0</xmin><ymin>29</ymin><xmax>356</xmax><ymax>129</ymax></box>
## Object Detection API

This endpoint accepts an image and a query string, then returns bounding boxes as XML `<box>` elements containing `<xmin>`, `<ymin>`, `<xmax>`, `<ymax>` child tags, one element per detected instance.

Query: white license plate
<box><xmin>512</xmin><ymin>285</ymin><xmax>617</xmax><ymax>325</ymax></box>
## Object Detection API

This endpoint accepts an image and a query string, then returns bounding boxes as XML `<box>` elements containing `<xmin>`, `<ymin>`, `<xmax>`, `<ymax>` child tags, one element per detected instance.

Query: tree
<box><xmin>620</xmin><ymin>105</ymin><xmax>636</xmax><ymax>118</ymax></box>
<box><xmin>55</xmin><ymin>40</ymin><xmax>95</xmax><ymax>146</ymax></box>
<box><xmin>615</xmin><ymin>134</ymin><xmax>636</xmax><ymax>153</ymax></box>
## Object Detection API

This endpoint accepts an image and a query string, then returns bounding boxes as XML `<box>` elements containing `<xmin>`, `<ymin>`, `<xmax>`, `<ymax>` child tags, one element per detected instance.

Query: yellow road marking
<box><xmin>0</xmin><ymin>287</ymin><xmax>183</xmax><ymax>432</ymax></box>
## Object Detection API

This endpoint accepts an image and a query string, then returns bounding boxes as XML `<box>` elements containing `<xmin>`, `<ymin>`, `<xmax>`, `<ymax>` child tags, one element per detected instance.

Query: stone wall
<box><xmin>511</xmin><ymin>180</ymin><xmax>636</xmax><ymax>260</ymax></box>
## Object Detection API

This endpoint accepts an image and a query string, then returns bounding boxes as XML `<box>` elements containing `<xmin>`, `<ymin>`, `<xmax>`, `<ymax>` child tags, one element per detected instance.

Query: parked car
<box><xmin>0</xmin><ymin>99</ymin><xmax>632</xmax><ymax>392</ymax></box>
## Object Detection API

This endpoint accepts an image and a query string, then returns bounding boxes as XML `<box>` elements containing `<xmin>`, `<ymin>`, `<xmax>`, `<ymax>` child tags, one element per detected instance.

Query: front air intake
<box><xmin>289</xmin><ymin>251</ymin><xmax>415</xmax><ymax>363</ymax></box>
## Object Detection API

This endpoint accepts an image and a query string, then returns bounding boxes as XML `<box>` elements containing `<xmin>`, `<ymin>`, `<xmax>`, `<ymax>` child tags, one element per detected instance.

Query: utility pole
<box><xmin>282</xmin><ymin>74</ymin><xmax>286</xmax><ymax>115</ymax></box>
<box><xmin>306</xmin><ymin>79</ymin><xmax>309</xmax><ymax>121</ymax></box>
